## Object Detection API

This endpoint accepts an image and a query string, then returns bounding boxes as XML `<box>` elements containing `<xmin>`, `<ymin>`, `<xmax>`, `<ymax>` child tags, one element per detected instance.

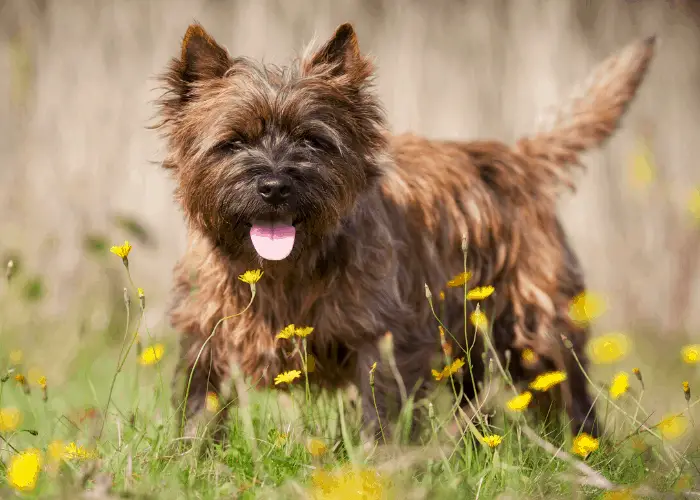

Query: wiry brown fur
<box><xmin>154</xmin><ymin>22</ymin><xmax>655</xmax><ymax>441</ymax></box>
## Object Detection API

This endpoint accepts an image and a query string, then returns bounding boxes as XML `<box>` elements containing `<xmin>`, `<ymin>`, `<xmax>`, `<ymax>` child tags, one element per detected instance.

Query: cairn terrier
<box><xmin>154</xmin><ymin>22</ymin><xmax>655</xmax><ymax>442</ymax></box>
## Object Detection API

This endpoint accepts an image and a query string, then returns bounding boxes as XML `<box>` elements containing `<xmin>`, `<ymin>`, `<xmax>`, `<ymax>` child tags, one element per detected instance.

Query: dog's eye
<box><xmin>304</xmin><ymin>136</ymin><xmax>334</xmax><ymax>152</ymax></box>
<box><xmin>216</xmin><ymin>138</ymin><xmax>244</xmax><ymax>153</ymax></box>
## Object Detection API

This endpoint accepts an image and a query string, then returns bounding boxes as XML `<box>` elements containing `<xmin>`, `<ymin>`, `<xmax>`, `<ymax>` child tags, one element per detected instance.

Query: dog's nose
<box><xmin>257</xmin><ymin>176</ymin><xmax>292</xmax><ymax>205</ymax></box>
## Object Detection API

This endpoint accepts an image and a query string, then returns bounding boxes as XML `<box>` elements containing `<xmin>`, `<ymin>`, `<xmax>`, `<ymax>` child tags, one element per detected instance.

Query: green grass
<box><xmin>0</xmin><ymin>254</ymin><xmax>699</xmax><ymax>499</ymax></box>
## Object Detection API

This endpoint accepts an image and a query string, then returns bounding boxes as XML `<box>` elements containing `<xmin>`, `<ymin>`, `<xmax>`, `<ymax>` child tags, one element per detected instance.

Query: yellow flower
<box><xmin>587</xmin><ymin>332</ymin><xmax>630</xmax><ymax>364</ymax></box>
<box><xmin>529</xmin><ymin>371</ymin><xmax>567</xmax><ymax>391</ymax></box>
<box><xmin>470</xmin><ymin>310</ymin><xmax>488</xmax><ymax>330</ymax></box>
<box><xmin>432</xmin><ymin>357</ymin><xmax>466</xmax><ymax>381</ymax></box>
<box><xmin>688</xmin><ymin>187</ymin><xmax>700</xmax><ymax>220</ymax></box>
<box><xmin>481</xmin><ymin>434</ymin><xmax>503</xmax><ymax>448</ymax></box>
<box><xmin>274</xmin><ymin>370</ymin><xmax>301</xmax><ymax>385</ymax></box>
<box><xmin>276</xmin><ymin>324</ymin><xmax>296</xmax><ymax>340</ymax></box>
<box><xmin>568</xmin><ymin>291</ymin><xmax>606</xmax><ymax>325</ymax></box>
<box><xmin>7</xmin><ymin>448</ymin><xmax>42</xmax><ymax>492</ymax></box>
<box><xmin>657</xmin><ymin>414</ymin><xmax>688</xmax><ymax>440</ymax></box>
<box><xmin>683</xmin><ymin>381</ymin><xmax>690</xmax><ymax>402</ymax></box>
<box><xmin>609</xmin><ymin>372</ymin><xmax>630</xmax><ymax>400</ymax></box>
<box><xmin>275</xmin><ymin>432</ymin><xmax>288</xmax><ymax>446</ymax></box>
<box><xmin>63</xmin><ymin>442</ymin><xmax>97</xmax><ymax>460</ymax></box>
<box><xmin>572</xmin><ymin>433</ymin><xmax>599</xmax><ymax>457</ymax></box>
<box><xmin>447</xmin><ymin>271</ymin><xmax>472</xmax><ymax>288</ymax></box>
<box><xmin>38</xmin><ymin>376</ymin><xmax>47</xmax><ymax>390</ymax></box>
<box><xmin>521</xmin><ymin>348</ymin><xmax>537</xmax><ymax>367</ymax></box>
<box><xmin>311</xmin><ymin>466</ymin><xmax>385</xmax><ymax>500</ymax></box>
<box><xmin>238</xmin><ymin>269</ymin><xmax>263</xmax><ymax>284</ymax></box>
<box><xmin>628</xmin><ymin>139</ymin><xmax>655</xmax><ymax>191</ymax></box>
<box><xmin>295</xmin><ymin>326</ymin><xmax>314</xmax><ymax>338</ymax></box>
<box><xmin>137</xmin><ymin>287</ymin><xmax>145</xmax><ymax>298</ymax></box>
<box><xmin>439</xmin><ymin>291</ymin><xmax>445</xmax><ymax>301</ymax></box>
<box><xmin>0</xmin><ymin>407</ymin><xmax>22</xmax><ymax>432</ymax></box>
<box><xmin>681</xmin><ymin>344</ymin><xmax>700</xmax><ymax>364</ymax></box>
<box><xmin>138</xmin><ymin>343</ymin><xmax>164</xmax><ymax>366</ymax></box>
<box><xmin>604</xmin><ymin>488</ymin><xmax>634</xmax><ymax>500</ymax></box>
<box><xmin>9</xmin><ymin>349</ymin><xmax>23</xmax><ymax>365</ymax></box>
<box><xmin>205</xmin><ymin>392</ymin><xmax>220</xmax><ymax>413</ymax></box>
<box><xmin>467</xmin><ymin>286</ymin><xmax>494</xmax><ymax>300</ymax></box>
<box><xmin>506</xmin><ymin>391</ymin><xmax>532</xmax><ymax>412</ymax></box>
<box><xmin>307</xmin><ymin>438</ymin><xmax>328</xmax><ymax>457</ymax></box>
<box><xmin>28</xmin><ymin>367</ymin><xmax>44</xmax><ymax>387</ymax></box>
<box><xmin>109</xmin><ymin>240</ymin><xmax>132</xmax><ymax>259</ymax></box>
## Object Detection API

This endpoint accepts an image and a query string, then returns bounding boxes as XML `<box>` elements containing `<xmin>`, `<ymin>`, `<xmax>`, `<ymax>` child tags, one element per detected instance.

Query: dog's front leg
<box><xmin>172</xmin><ymin>332</ymin><xmax>231</xmax><ymax>444</ymax></box>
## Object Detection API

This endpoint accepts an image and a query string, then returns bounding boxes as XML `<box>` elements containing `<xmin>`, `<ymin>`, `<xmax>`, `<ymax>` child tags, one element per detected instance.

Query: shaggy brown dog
<box><xmin>154</xmin><ymin>22</ymin><xmax>655</xmax><ymax>442</ymax></box>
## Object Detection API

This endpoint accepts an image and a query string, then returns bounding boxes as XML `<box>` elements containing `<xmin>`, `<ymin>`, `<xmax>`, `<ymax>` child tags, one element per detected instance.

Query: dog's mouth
<box><xmin>247</xmin><ymin>215</ymin><xmax>300</xmax><ymax>261</ymax></box>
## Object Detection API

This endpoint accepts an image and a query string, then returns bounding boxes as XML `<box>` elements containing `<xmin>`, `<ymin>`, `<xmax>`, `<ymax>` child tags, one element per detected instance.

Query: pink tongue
<box><xmin>250</xmin><ymin>223</ymin><xmax>296</xmax><ymax>260</ymax></box>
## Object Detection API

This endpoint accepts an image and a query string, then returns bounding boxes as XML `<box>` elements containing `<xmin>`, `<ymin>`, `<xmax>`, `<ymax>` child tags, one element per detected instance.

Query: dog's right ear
<box><xmin>179</xmin><ymin>23</ymin><xmax>231</xmax><ymax>84</ymax></box>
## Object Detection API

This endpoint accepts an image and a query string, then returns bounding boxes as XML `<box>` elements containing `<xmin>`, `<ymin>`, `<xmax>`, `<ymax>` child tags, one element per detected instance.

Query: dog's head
<box><xmin>156</xmin><ymin>22</ymin><xmax>387</xmax><ymax>263</ymax></box>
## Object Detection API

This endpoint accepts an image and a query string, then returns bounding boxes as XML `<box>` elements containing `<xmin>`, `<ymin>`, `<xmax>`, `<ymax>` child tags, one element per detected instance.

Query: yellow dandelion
<box><xmin>609</xmin><ymin>372</ymin><xmax>630</xmax><ymax>400</ymax></box>
<box><xmin>450</xmin><ymin>357</ymin><xmax>465</xmax><ymax>373</ymax></box>
<box><xmin>28</xmin><ymin>367</ymin><xmax>44</xmax><ymax>387</ymax></box>
<box><xmin>307</xmin><ymin>438</ymin><xmax>328</xmax><ymax>457</ymax></box>
<box><xmin>275</xmin><ymin>432</ymin><xmax>288</xmax><ymax>446</ymax></box>
<box><xmin>276</xmin><ymin>324</ymin><xmax>296</xmax><ymax>340</ymax></box>
<box><xmin>521</xmin><ymin>348</ymin><xmax>537</xmax><ymax>367</ymax></box>
<box><xmin>470</xmin><ymin>310</ymin><xmax>488</xmax><ymax>330</ymax></box>
<box><xmin>681</xmin><ymin>344</ymin><xmax>700</xmax><ymax>364</ymax></box>
<box><xmin>568</xmin><ymin>291</ymin><xmax>606</xmax><ymax>325</ymax></box>
<box><xmin>447</xmin><ymin>271</ymin><xmax>472</xmax><ymax>288</ymax></box>
<box><xmin>7</xmin><ymin>448</ymin><xmax>42</xmax><ymax>492</ymax></box>
<box><xmin>274</xmin><ymin>370</ymin><xmax>301</xmax><ymax>385</ymax></box>
<box><xmin>137</xmin><ymin>287</ymin><xmax>145</xmax><ymax>298</ymax></box>
<box><xmin>311</xmin><ymin>466</ymin><xmax>385</xmax><ymax>500</ymax></box>
<box><xmin>238</xmin><ymin>269</ymin><xmax>263</xmax><ymax>284</ymax></box>
<box><xmin>109</xmin><ymin>240</ymin><xmax>132</xmax><ymax>259</ymax></box>
<box><xmin>587</xmin><ymin>332</ymin><xmax>630</xmax><ymax>365</ymax></box>
<box><xmin>431</xmin><ymin>368</ymin><xmax>446</xmax><ymax>382</ymax></box>
<box><xmin>506</xmin><ymin>391</ymin><xmax>532</xmax><ymax>412</ymax></box>
<box><xmin>439</xmin><ymin>291</ymin><xmax>445</xmax><ymax>301</ymax></box>
<box><xmin>295</xmin><ymin>326</ymin><xmax>314</xmax><ymax>338</ymax></box>
<box><xmin>63</xmin><ymin>442</ymin><xmax>97</xmax><ymax>460</ymax></box>
<box><xmin>467</xmin><ymin>285</ymin><xmax>495</xmax><ymax>301</ymax></box>
<box><xmin>38</xmin><ymin>376</ymin><xmax>47</xmax><ymax>390</ymax></box>
<box><xmin>205</xmin><ymin>392</ymin><xmax>220</xmax><ymax>413</ymax></box>
<box><xmin>657</xmin><ymin>414</ymin><xmax>688</xmax><ymax>440</ymax></box>
<box><xmin>688</xmin><ymin>187</ymin><xmax>700</xmax><ymax>220</ymax></box>
<box><xmin>14</xmin><ymin>373</ymin><xmax>25</xmax><ymax>384</ymax></box>
<box><xmin>683</xmin><ymin>381</ymin><xmax>690</xmax><ymax>402</ymax></box>
<box><xmin>604</xmin><ymin>488</ymin><xmax>634</xmax><ymax>500</ymax></box>
<box><xmin>481</xmin><ymin>434</ymin><xmax>503</xmax><ymax>448</ymax></box>
<box><xmin>0</xmin><ymin>407</ymin><xmax>22</xmax><ymax>432</ymax></box>
<box><xmin>572</xmin><ymin>433</ymin><xmax>599</xmax><ymax>457</ymax></box>
<box><xmin>9</xmin><ymin>349</ymin><xmax>23</xmax><ymax>365</ymax></box>
<box><xmin>529</xmin><ymin>371</ymin><xmax>567</xmax><ymax>392</ymax></box>
<box><xmin>138</xmin><ymin>343</ymin><xmax>164</xmax><ymax>366</ymax></box>
<box><xmin>628</xmin><ymin>139</ymin><xmax>655</xmax><ymax>191</ymax></box>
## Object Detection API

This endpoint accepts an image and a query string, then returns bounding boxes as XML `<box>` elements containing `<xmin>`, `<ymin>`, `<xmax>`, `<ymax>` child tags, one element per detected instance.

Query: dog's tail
<box><xmin>516</xmin><ymin>36</ymin><xmax>656</xmax><ymax>192</ymax></box>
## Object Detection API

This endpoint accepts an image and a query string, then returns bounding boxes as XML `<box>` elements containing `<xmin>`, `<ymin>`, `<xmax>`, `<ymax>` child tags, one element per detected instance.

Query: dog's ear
<box><xmin>179</xmin><ymin>23</ymin><xmax>231</xmax><ymax>83</ymax></box>
<box><xmin>305</xmin><ymin>23</ymin><xmax>373</xmax><ymax>83</ymax></box>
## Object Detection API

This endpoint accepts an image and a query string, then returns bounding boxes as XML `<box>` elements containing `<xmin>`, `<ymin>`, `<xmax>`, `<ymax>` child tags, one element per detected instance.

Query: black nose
<box><xmin>257</xmin><ymin>176</ymin><xmax>292</xmax><ymax>205</ymax></box>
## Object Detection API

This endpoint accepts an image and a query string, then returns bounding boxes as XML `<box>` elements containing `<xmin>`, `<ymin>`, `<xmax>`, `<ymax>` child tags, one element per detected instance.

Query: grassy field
<box><xmin>1</xmin><ymin>246</ymin><xmax>699</xmax><ymax>500</ymax></box>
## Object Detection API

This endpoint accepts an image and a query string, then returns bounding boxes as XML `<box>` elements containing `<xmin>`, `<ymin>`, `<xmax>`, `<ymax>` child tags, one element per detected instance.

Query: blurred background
<box><xmin>1</xmin><ymin>0</ymin><xmax>699</xmax><ymax>386</ymax></box>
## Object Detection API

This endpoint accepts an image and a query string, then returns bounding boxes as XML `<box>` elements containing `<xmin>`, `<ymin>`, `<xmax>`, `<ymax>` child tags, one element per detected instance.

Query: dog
<box><xmin>154</xmin><ymin>21</ymin><xmax>655</xmax><ymax>442</ymax></box>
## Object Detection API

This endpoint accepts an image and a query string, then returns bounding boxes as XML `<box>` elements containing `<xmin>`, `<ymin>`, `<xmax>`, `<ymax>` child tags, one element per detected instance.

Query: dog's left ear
<box><xmin>305</xmin><ymin>23</ymin><xmax>373</xmax><ymax>83</ymax></box>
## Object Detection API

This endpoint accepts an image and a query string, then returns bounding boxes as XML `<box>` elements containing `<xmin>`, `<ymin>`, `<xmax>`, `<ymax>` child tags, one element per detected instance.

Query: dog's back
<box><xmin>376</xmin><ymin>36</ymin><xmax>656</xmax><ymax>435</ymax></box>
